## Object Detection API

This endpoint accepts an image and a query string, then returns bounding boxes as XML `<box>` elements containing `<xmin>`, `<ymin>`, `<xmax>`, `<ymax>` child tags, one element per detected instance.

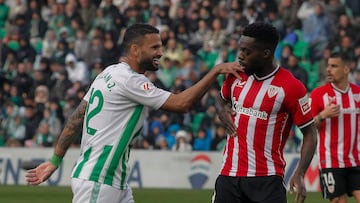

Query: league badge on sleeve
<box><xmin>299</xmin><ymin>95</ymin><xmax>311</xmax><ymax>115</ymax></box>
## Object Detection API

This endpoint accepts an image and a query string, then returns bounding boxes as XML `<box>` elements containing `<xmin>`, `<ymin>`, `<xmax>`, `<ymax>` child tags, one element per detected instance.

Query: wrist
<box><xmin>317</xmin><ymin>113</ymin><xmax>324</xmax><ymax>122</ymax></box>
<box><xmin>49</xmin><ymin>154</ymin><xmax>63</xmax><ymax>167</ymax></box>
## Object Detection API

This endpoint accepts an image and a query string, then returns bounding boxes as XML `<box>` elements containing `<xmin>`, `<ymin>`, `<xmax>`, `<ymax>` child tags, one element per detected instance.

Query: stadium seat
<box><xmin>293</xmin><ymin>40</ymin><xmax>310</xmax><ymax>60</ymax></box>
<box><xmin>191</xmin><ymin>112</ymin><xmax>205</xmax><ymax>134</ymax></box>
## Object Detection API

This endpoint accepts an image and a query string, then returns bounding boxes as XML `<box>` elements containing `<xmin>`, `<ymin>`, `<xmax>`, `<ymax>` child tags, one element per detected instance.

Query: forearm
<box><xmin>313</xmin><ymin>111</ymin><xmax>325</xmax><ymax>128</ymax></box>
<box><xmin>215</xmin><ymin>93</ymin><xmax>228</xmax><ymax>113</ymax></box>
<box><xmin>296</xmin><ymin>124</ymin><xmax>317</xmax><ymax>176</ymax></box>
<box><xmin>182</xmin><ymin>67</ymin><xmax>220</xmax><ymax>105</ymax></box>
<box><xmin>162</xmin><ymin>68</ymin><xmax>221</xmax><ymax>112</ymax></box>
<box><xmin>54</xmin><ymin>100</ymin><xmax>87</xmax><ymax>157</ymax></box>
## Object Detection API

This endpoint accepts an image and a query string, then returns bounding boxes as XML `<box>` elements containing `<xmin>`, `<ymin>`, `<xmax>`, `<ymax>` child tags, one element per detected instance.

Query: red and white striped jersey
<box><xmin>310</xmin><ymin>83</ymin><xmax>360</xmax><ymax>169</ymax></box>
<box><xmin>220</xmin><ymin>67</ymin><xmax>313</xmax><ymax>177</ymax></box>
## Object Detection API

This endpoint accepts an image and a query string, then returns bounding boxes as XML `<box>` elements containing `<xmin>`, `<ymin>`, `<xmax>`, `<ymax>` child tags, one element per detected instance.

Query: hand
<box><xmin>323</xmin><ymin>103</ymin><xmax>340</xmax><ymax>118</ymax></box>
<box><xmin>217</xmin><ymin>104</ymin><xmax>237</xmax><ymax>137</ymax></box>
<box><xmin>289</xmin><ymin>172</ymin><xmax>306</xmax><ymax>203</ymax></box>
<box><xmin>214</xmin><ymin>62</ymin><xmax>243</xmax><ymax>79</ymax></box>
<box><xmin>25</xmin><ymin>161</ymin><xmax>58</xmax><ymax>185</ymax></box>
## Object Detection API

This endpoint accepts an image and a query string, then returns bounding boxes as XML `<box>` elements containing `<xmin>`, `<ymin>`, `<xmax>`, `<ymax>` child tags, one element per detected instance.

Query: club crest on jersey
<box><xmin>327</xmin><ymin>96</ymin><xmax>336</xmax><ymax>104</ymax></box>
<box><xmin>142</xmin><ymin>82</ymin><xmax>150</xmax><ymax>91</ymax></box>
<box><xmin>299</xmin><ymin>95</ymin><xmax>311</xmax><ymax>115</ymax></box>
<box><xmin>267</xmin><ymin>85</ymin><xmax>280</xmax><ymax>98</ymax></box>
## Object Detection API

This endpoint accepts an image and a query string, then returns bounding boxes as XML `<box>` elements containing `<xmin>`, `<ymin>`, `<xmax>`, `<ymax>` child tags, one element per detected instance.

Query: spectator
<box><xmin>210</xmin><ymin>125</ymin><xmax>226</xmax><ymax>151</ymax></box>
<box><xmin>192</xmin><ymin>127</ymin><xmax>211</xmax><ymax>151</ymax></box>
<box><xmin>302</xmin><ymin>2</ymin><xmax>335</xmax><ymax>62</ymax></box>
<box><xmin>12</xmin><ymin>62</ymin><xmax>34</xmax><ymax>98</ymax></box>
<box><xmin>23</xmin><ymin>103</ymin><xmax>43</xmax><ymax>145</ymax></box>
<box><xmin>64</xmin><ymin>53</ymin><xmax>89</xmax><ymax>86</ymax></box>
<box><xmin>77</xmin><ymin>0</ymin><xmax>95</xmax><ymax>32</ymax></box>
<box><xmin>42</xmin><ymin>29</ymin><xmax>58</xmax><ymax>59</ymax></box>
<box><xmin>285</xmin><ymin>54</ymin><xmax>309</xmax><ymax>89</ymax></box>
<box><xmin>172</xmin><ymin>130</ymin><xmax>192</xmax><ymax>151</ymax></box>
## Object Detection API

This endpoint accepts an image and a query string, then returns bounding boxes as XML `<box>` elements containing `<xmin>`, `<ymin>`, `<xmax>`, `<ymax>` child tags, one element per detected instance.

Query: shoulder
<box><xmin>310</xmin><ymin>84</ymin><xmax>329</xmax><ymax>96</ymax></box>
<box><xmin>350</xmin><ymin>83</ymin><xmax>360</xmax><ymax>92</ymax></box>
<box><xmin>277</xmin><ymin>68</ymin><xmax>305</xmax><ymax>89</ymax></box>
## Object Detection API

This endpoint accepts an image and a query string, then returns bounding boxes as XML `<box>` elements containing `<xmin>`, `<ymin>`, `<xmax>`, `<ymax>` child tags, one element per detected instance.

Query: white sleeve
<box><xmin>123</xmin><ymin>74</ymin><xmax>171</xmax><ymax>110</ymax></box>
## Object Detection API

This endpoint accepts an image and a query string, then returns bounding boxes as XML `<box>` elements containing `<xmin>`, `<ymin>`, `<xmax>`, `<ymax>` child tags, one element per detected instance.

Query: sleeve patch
<box><xmin>299</xmin><ymin>95</ymin><xmax>311</xmax><ymax>115</ymax></box>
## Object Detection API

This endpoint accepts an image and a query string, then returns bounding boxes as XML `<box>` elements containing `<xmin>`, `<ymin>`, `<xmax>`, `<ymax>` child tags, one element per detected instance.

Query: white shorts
<box><xmin>71</xmin><ymin>178</ymin><xmax>134</xmax><ymax>203</ymax></box>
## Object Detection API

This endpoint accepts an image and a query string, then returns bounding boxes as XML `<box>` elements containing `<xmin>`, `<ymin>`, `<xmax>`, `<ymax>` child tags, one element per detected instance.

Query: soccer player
<box><xmin>310</xmin><ymin>52</ymin><xmax>360</xmax><ymax>203</ymax></box>
<box><xmin>25</xmin><ymin>23</ymin><xmax>242</xmax><ymax>203</ymax></box>
<box><xmin>212</xmin><ymin>22</ymin><xmax>318</xmax><ymax>203</ymax></box>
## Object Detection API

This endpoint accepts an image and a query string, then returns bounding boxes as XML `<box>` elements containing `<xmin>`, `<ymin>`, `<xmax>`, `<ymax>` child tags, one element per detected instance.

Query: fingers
<box><xmin>26</xmin><ymin>176</ymin><xmax>42</xmax><ymax>185</ymax></box>
<box><xmin>25</xmin><ymin>169</ymin><xmax>43</xmax><ymax>185</ymax></box>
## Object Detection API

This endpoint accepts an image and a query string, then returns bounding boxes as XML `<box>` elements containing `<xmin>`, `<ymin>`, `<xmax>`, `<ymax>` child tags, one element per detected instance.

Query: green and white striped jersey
<box><xmin>71</xmin><ymin>62</ymin><xmax>170</xmax><ymax>189</ymax></box>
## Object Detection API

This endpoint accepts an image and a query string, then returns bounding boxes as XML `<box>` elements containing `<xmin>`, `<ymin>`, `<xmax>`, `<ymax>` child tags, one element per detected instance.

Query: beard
<box><xmin>244</xmin><ymin>67</ymin><xmax>255</xmax><ymax>76</ymax></box>
<box><xmin>139</xmin><ymin>57</ymin><xmax>159</xmax><ymax>72</ymax></box>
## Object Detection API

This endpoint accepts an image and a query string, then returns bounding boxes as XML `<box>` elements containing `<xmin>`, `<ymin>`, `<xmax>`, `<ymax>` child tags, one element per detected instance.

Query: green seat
<box><xmin>0</xmin><ymin>28</ymin><xmax>6</xmax><ymax>39</ymax></box>
<box><xmin>191</xmin><ymin>112</ymin><xmax>205</xmax><ymax>134</ymax></box>
<box><xmin>7</xmin><ymin>40</ymin><xmax>20</xmax><ymax>51</ymax></box>
<box><xmin>293</xmin><ymin>40</ymin><xmax>310</xmax><ymax>60</ymax></box>
<box><xmin>299</xmin><ymin>60</ymin><xmax>312</xmax><ymax>73</ymax></box>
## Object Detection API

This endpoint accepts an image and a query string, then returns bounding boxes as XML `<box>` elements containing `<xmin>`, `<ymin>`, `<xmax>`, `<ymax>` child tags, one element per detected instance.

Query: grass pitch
<box><xmin>0</xmin><ymin>185</ymin><xmax>357</xmax><ymax>203</ymax></box>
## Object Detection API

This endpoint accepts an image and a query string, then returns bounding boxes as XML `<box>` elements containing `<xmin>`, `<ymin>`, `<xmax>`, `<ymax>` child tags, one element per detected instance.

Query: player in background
<box><xmin>25</xmin><ymin>23</ymin><xmax>242</xmax><ymax>203</ymax></box>
<box><xmin>310</xmin><ymin>52</ymin><xmax>360</xmax><ymax>203</ymax></box>
<box><xmin>212</xmin><ymin>22</ymin><xmax>318</xmax><ymax>203</ymax></box>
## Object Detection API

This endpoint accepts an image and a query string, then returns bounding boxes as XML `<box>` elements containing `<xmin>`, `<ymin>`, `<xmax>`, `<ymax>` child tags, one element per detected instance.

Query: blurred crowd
<box><xmin>0</xmin><ymin>0</ymin><xmax>360</xmax><ymax>152</ymax></box>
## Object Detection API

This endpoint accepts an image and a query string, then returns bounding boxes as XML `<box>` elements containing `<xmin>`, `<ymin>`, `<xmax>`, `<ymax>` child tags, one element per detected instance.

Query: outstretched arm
<box><xmin>160</xmin><ymin>62</ymin><xmax>242</xmax><ymax>113</ymax></box>
<box><xmin>289</xmin><ymin>123</ymin><xmax>317</xmax><ymax>203</ymax></box>
<box><xmin>25</xmin><ymin>100</ymin><xmax>87</xmax><ymax>185</ymax></box>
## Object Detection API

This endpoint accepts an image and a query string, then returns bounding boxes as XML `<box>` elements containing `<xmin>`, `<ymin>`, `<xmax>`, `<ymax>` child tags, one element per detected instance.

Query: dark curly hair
<box><xmin>242</xmin><ymin>22</ymin><xmax>279</xmax><ymax>52</ymax></box>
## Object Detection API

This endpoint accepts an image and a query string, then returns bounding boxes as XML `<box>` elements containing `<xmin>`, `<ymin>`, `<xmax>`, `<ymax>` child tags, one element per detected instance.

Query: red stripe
<box><xmin>221</xmin><ymin>137</ymin><xmax>234</xmax><ymax>176</ymax></box>
<box><xmin>319</xmin><ymin>129</ymin><xmax>326</xmax><ymax>169</ymax></box>
<box><xmin>342</xmin><ymin>97</ymin><xmax>352</xmax><ymax>167</ymax></box>
<box><xmin>237</xmin><ymin>117</ymin><xmax>249</xmax><ymax>176</ymax></box>
<box><xmin>330</xmin><ymin>117</ymin><xmax>339</xmax><ymax>168</ymax></box>
<box><xmin>191</xmin><ymin>154</ymin><xmax>211</xmax><ymax>163</ymax></box>
<box><xmin>354</xmin><ymin>114</ymin><xmax>360</xmax><ymax>165</ymax></box>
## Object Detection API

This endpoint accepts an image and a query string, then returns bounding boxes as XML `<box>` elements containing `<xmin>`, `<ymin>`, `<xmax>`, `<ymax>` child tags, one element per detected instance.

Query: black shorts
<box><xmin>211</xmin><ymin>175</ymin><xmax>287</xmax><ymax>203</ymax></box>
<box><xmin>319</xmin><ymin>167</ymin><xmax>360</xmax><ymax>200</ymax></box>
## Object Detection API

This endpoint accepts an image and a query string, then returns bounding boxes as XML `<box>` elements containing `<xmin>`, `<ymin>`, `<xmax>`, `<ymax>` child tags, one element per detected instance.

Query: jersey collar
<box><xmin>253</xmin><ymin>64</ymin><xmax>280</xmax><ymax>81</ymax></box>
<box><xmin>330</xmin><ymin>82</ymin><xmax>350</xmax><ymax>94</ymax></box>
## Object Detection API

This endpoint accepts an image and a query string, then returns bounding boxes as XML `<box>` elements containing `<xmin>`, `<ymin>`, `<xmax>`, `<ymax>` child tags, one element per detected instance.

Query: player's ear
<box><xmin>130</xmin><ymin>44</ymin><xmax>140</xmax><ymax>56</ymax></box>
<box><xmin>264</xmin><ymin>49</ymin><xmax>271</xmax><ymax>58</ymax></box>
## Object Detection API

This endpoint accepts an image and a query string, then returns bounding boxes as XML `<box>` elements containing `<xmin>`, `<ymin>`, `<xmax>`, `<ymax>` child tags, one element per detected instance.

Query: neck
<box><xmin>332</xmin><ymin>80</ymin><xmax>349</xmax><ymax>91</ymax></box>
<box><xmin>121</xmin><ymin>56</ymin><xmax>143</xmax><ymax>74</ymax></box>
<box><xmin>256</xmin><ymin>62</ymin><xmax>277</xmax><ymax>77</ymax></box>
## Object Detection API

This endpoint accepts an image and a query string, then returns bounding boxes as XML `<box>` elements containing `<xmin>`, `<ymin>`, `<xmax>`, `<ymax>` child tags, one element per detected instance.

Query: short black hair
<box><xmin>242</xmin><ymin>22</ymin><xmax>279</xmax><ymax>51</ymax></box>
<box><xmin>122</xmin><ymin>23</ymin><xmax>159</xmax><ymax>53</ymax></box>
<box><xmin>329</xmin><ymin>51</ymin><xmax>351</xmax><ymax>65</ymax></box>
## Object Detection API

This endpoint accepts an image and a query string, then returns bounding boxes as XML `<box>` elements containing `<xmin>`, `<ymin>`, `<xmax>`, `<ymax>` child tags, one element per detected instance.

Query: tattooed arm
<box><xmin>54</xmin><ymin>100</ymin><xmax>87</xmax><ymax>157</ymax></box>
<box><xmin>25</xmin><ymin>100</ymin><xmax>88</xmax><ymax>185</ymax></box>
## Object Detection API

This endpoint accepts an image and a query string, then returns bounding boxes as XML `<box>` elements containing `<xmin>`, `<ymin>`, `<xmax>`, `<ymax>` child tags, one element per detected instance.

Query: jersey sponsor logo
<box><xmin>235</xmin><ymin>79</ymin><xmax>246</xmax><ymax>88</ymax></box>
<box><xmin>299</xmin><ymin>95</ymin><xmax>311</xmax><ymax>115</ymax></box>
<box><xmin>267</xmin><ymin>85</ymin><xmax>280</xmax><ymax>98</ymax></box>
<box><xmin>233</xmin><ymin>102</ymin><xmax>268</xmax><ymax>120</ymax></box>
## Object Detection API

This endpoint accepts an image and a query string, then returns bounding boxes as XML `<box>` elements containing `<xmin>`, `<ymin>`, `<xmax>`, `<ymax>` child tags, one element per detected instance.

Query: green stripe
<box><xmin>73</xmin><ymin>147</ymin><xmax>92</xmax><ymax>178</ymax></box>
<box><xmin>120</xmin><ymin>151</ymin><xmax>128</xmax><ymax>190</ymax></box>
<box><xmin>90</xmin><ymin>182</ymin><xmax>101</xmax><ymax>203</ymax></box>
<box><xmin>120</xmin><ymin>127</ymin><xmax>142</xmax><ymax>189</ymax></box>
<box><xmin>89</xmin><ymin>145</ymin><xmax>113</xmax><ymax>182</ymax></box>
<box><xmin>104</xmin><ymin>105</ymin><xmax>143</xmax><ymax>186</ymax></box>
